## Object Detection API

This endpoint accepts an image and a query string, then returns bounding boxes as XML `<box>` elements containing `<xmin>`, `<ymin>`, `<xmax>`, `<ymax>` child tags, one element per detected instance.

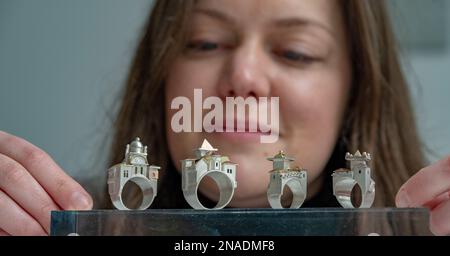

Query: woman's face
<box><xmin>165</xmin><ymin>0</ymin><xmax>351</xmax><ymax>207</ymax></box>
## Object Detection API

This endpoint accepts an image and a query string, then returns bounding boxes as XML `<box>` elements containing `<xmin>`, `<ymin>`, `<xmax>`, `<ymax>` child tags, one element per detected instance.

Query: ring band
<box><xmin>182</xmin><ymin>139</ymin><xmax>237</xmax><ymax>210</ymax></box>
<box><xmin>183</xmin><ymin>171</ymin><xmax>236</xmax><ymax>210</ymax></box>
<box><xmin>332</xmin><ymin>151</ymin><xmax>375</xmax><ymax>208</ymax></box>
<box><xmin>267</xmin><ymin>151</ymin><xmax>307</xmax><ymax>209</ymax></box>
<box><xmin>108</xmin><ymin>137</ymin><xmax>160</xmax><ymax>210</ymax></box>
<box><xmin>109</xmin><ymin>176</ymin><xmax>157</xmax><ymax>210</ymax></box>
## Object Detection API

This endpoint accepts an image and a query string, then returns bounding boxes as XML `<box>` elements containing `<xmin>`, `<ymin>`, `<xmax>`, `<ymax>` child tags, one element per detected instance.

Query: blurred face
<box><xmin>165</xmin><ymin>0</ymin><xmax>351</xmax><ymax>207</ymax></box>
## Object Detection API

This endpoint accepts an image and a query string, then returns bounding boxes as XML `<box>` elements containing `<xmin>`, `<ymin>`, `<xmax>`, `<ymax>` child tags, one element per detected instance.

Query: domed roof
<box><xmin>129</xmin><ymin>137</ymin><xmax>144</xmax><ymax>153</ymax></box>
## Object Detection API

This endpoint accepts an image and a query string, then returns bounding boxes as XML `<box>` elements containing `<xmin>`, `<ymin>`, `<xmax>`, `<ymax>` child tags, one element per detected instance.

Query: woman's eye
<box><xmin>186</xmin><ymin>41</ymin><xmax>219</xmax><ymax>51</ymax></box>
<box><xmin>277</xmin><ymin>49</ymin><xmax>316</xmax><ymax>64</ymax></box>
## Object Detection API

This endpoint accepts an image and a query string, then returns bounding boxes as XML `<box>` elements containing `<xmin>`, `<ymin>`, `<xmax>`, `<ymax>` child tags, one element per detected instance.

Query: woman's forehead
<box><xmin>190</xmin><ymin>0</ymin><xmax>344</xmax><ymax>43</ymax></box>
<box><xmin>193</xmin><ymin>0</ymin><xmax>341</xmax><ymax>23</ymax></box>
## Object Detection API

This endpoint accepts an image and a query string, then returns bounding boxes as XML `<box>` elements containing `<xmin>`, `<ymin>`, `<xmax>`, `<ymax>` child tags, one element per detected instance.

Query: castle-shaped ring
<box><xmin>332</xmin><ymin>151</ymin><xmax>375</xmax><ymax>208</ymax></box>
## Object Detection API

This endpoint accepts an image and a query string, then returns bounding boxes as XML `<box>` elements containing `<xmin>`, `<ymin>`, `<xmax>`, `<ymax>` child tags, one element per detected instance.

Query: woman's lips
<box><xmin>212</xmin><ymin>130</ymin><xmax>270</xmax><ymax>143</ymax></box>
<box><xmin>203</xmin><ymin>120</ymin><xmax>279</xmax><ymax>143</ymax></box>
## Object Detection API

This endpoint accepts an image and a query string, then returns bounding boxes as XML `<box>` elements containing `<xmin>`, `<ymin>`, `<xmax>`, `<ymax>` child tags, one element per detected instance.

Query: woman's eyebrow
<box><xmin>192</xmin><ymin>8</ymin><xmax>336</xmax><ymax>40</ymax></box>
<box><xmin>192</xmin><ymin>8</ymin><xmax>235</xmax><ymax>26</ymax></box>
<box><xmin>273</xmin><ymin>17</ymin><xmax>336</xmax><ymax>40</ymax></box>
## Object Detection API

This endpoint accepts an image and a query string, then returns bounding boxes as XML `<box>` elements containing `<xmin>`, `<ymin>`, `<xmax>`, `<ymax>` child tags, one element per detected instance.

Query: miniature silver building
<box><xmin>181</xmin><ymin>139</ymin><xmax>237</xmax><ymax>210</ymax></box>
<box><xmin>267</xmin><ymin>151</ymin><xmax>307</xmax><ymax>209</ymax></box>
<box><xmin>107</xmin><ymin>137</ymin><xmax>161</xmax><ymax>210</ymax></box>
<box><xmin>332</xmin><ymin>151</ymin><xmax>375</xmax><ymax>208</ymax></box>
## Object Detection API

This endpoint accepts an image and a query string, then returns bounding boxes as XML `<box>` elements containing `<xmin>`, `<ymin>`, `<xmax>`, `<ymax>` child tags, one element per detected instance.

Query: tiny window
<box><xmin>124</xmin><ymin>171</ymin><xmax>128</xmax><ymax>178</ymax></box>
<box><xmin>215</xmin><ymin>162</ymin><xmax>219</xmax><ymax>168</ymax></box>
<box><xmin>140</xmin><ymin>167</ymin><xmax>143</xmax><ymax>174</ymax></box>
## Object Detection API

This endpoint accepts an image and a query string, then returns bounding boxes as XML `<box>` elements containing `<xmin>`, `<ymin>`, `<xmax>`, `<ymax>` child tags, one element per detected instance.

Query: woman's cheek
<box><xmin>167</xmin><ymin>57</ymin><xmax>225</xmax><ymax>96</ymax></box>
<box><xmin>277</xmin><ymin>74</ymin><xmax>348</xmax><ymax>163</ymax></box>
<box><xmin>281</xmin><ymin>71</ymin><xmax>348</xmax><ymax>126</ymax></box>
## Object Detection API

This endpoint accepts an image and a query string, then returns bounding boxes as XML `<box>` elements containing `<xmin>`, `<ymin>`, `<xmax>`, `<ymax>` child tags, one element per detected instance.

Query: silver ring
<box><xmin>267</xmin><ymin>151</ymin><xmax>307</xmax><ymax>209</ymax></box>
<box><xmin>332</xmin><ymin>151</ymin><xmax>375</xmax><ymax>208</ymax></box>
<box><xmin>182</xmin><ymin>139</ymin><xmax>237</xmax><ymax>210</ymax></box>
<box><xmin>108</xmin><ymin>137</ymin><xmax>160</xmax><ymax>210</ymax></box>
<box><xmin>108</xmin><ymin>176</ymin><xmax>157</xmax><ymax>210</ymax></box>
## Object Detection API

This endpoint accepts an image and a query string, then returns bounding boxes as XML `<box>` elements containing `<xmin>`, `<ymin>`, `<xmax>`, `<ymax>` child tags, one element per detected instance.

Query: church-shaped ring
<box><xmin>181</xmin><ymin>139</ymin><xmax>237</xmax><ymax>210</ymax></box>
<box><xmin>107</xmin><ymin>137</ymin><xmax>161</xmax><ymax>210</ymax></box>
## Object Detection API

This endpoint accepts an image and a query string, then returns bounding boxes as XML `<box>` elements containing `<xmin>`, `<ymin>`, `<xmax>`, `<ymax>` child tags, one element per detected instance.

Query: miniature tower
<box><xmin>345</xmin><ymin>150</ymin><xmax>371</xmax><ymax>170</ymax></box>
<box><xmin>267</xmin><ymin>151</ymin><xmax>294</xmax><ymax>170</ymax></box>
<box><xmin>267</xmin><ymin>151</ymin><xmax>307</xmax><ymax>179</ymax></box>
<box><xmin>345</xmin><ymin>151</ymin><xmax>372</xmax><ymax>192</ymax></box>
<box><xmin>124</xmin><ymin>137</ymin><xmax>148</xmax><ymax>165</ymax></box>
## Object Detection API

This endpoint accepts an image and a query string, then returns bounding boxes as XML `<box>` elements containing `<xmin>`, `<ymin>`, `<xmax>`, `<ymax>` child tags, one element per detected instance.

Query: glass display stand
<box><xmin>50</xmin><ymin>208</ymin><xmax>431</xmax><ymax>236</ymax></box>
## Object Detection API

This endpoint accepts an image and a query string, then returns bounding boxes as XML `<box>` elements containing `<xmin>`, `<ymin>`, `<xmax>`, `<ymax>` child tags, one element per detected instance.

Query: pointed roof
<box><xmin>198</xmin><ymin>139</ymin><xmax>218</xmax><ymax>151</ymax></box>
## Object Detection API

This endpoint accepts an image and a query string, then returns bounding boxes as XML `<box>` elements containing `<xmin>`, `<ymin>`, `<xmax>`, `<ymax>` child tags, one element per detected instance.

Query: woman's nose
<box><xmin>218</xmin><ymin>41</ymin><xmax>271</xmax><ymax>98</ymax></box>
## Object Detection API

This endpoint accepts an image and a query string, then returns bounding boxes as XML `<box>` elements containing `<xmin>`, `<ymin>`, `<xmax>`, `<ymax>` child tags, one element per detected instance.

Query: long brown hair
<box><xmin>106</xmin><ymin>0</ymin><xmax>425</xmax><ymax>208</ymax></box>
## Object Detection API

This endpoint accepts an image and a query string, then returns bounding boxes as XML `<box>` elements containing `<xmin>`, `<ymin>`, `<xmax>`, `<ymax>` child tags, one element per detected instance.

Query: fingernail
<box><xmin>396</xmin><ymin>190</ymin><xmax>411</xmax><ymax>208</ymax></box>
<box><xmin>70</xmin><ymin>191</ymin><xmax>92</xmax><ymax>210</ymax></box>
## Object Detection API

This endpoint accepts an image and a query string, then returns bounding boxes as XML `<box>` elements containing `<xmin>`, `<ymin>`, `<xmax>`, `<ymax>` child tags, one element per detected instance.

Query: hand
<box><xmin>395</xmin><ymin>156</ymin><xmax>450</xmax><ymax>236</ymax></box>
<box><xmin>0</xmin><ymin>130</ymin><xmax>93</xmax><ymax>235</ymax></box>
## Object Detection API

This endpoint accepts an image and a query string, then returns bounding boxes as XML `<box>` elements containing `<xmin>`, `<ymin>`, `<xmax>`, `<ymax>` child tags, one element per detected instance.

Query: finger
<box><xmin>423</xmin><ymin>191</ymin><xmax>450</xmax><ymax>210</ymax></box>
<box><xmin>0</xmin><ymin>131</ymin><xmax>93</xmax><ymax>210</ymax></box>
<box><xmin>0</xmin><ymin>229</ymin><xmax>10</xmax><ymax>236</ymax></box>
<box><xmin>0</xmin><ymin>189</ymin><xmax>47</xmax><ymax>236</ymax></box>
<box><xmin>429</xmin><ymin>199</ymin><xmax>450</xmax><ymax>236</ymax></box>
<box><xmin>396</xmin><ymin>156</ymin><xmax>450</xmax><ymax>208</ymax></box>
<box><xmin>0</xmin><ymin>153</ymin><xmax>61</xmax><ymax>233</ymax></box>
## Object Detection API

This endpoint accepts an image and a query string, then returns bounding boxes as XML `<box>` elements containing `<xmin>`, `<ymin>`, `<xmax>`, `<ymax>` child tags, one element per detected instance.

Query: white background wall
<box><xmin>390</xmin><ymin>1</ymin><xmax>450</xmax><ymax>162</ymax></box>
<box><xmin>0</xmin><ymin>0</ymin><xmax>449</xmax><ymax>184</ymax></box>
<box><xmin>0</xmin><ymin>0</ymin><xmax>153</xmax><ymax>181</ymax></box>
